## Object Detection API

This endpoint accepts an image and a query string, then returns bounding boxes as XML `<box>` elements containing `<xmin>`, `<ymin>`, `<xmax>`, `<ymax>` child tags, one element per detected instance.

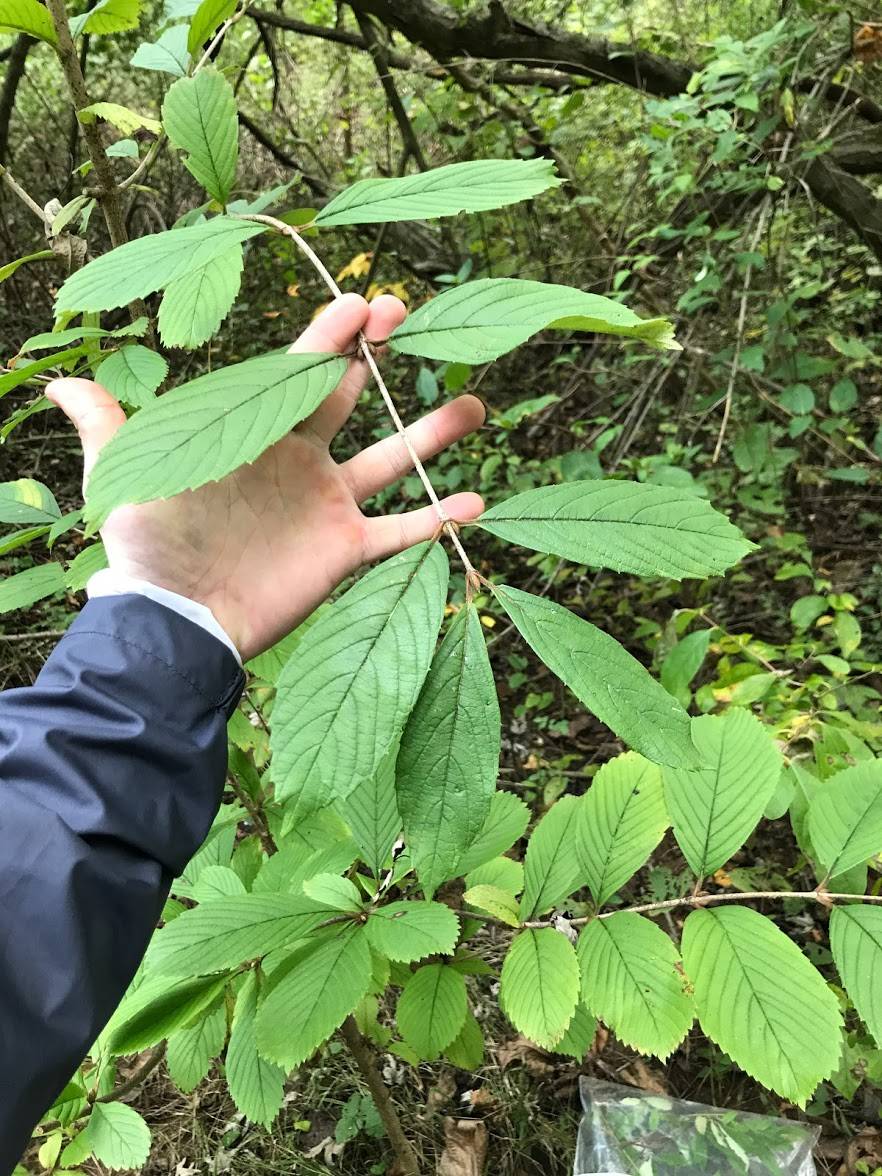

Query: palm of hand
<box><xmin>48</xmin><ymin>294</ymin><xmax>484</xmax><ymax>661</ymax></box>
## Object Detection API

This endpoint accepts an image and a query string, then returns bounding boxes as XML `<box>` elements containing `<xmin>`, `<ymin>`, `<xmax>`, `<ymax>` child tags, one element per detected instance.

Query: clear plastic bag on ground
<box><xmin>574</xmin><ymin>1077</ymin><xmax>819</xmax><ymax>1175</ymax></box>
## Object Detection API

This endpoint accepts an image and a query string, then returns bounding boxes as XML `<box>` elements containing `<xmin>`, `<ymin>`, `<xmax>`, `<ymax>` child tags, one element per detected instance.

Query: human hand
<box><xmin>46</xmin><ymin>294</ymin><xmax>485</xmax><ymax>661</ymax></box>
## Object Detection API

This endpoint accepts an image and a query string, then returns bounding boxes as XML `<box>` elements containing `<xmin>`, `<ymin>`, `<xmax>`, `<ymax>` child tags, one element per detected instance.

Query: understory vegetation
<box><xmin>1</xmin><ymin>0</ymin><xmax>882</xmax><ymax>1173</ymax></box>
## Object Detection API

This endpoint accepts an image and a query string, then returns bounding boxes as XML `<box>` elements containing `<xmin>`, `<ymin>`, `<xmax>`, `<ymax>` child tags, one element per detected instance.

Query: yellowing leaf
<box><xmin>336</xmin><ymin>251</ymin><xmax>373</xmax><ymax>282</ymax></box>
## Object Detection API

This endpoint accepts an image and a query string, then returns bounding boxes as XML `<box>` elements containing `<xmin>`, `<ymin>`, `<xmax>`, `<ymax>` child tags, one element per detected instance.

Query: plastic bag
<box><xmin>574</xmin><ymin>1078</ymin><xmax>819</xmax><ymax>1175</ymax></box>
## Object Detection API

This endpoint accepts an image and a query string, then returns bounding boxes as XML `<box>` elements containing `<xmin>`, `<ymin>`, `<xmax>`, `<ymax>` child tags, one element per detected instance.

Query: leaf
<box><xmin>578</xmin><ymin>913</ymin><xmax>692</xmax><ymax>1059</ymax></box>
<box><xmin>660</xmin><ymin>629</ymin><xmax>711</xmax><ymax>706</ymax></box>
<box><xmin>397</xmin><ymin>963</ymin><xmax>468</xmax><ymax>1060</ymax></box>
<box><xmin>0</xmin><ymin>345</ymin><xmax>90</xmax><ymax>399</ymax></box>
<box><xmin>390</xmin><ymin>278</ymin><xmax>679</xmax><ymax>364</ymax></box>
<box><xmin>0</xmin><ymin>563</ymin><xmax>65</xmax><ymax>614</ymax></box>
<box><xmin>79</xmin><ymin>102</ymin><xmax>160</xmax><ymax>137</ymax></box>
<box><xmin>463</xmin><ymin>884</ymin><xmax>520</xmax><ymax>926</ymax></box>
<box><xmin>166</xmin><ymin>998</ymin><xmax>226</xmax><ymax>1092</ymax></box>
<box><xmin>455</xmin><ymin>790</ymin><xmax>531</xmax><ymax>876</ymax></box>
<box><xmin>681</xmin><ymin>905</ymin><xmax>842</xmax><ymax>1103</ymax></box>
<box><xmin>256</xmin><ymin>928</ymin><xmax>373</xmax><ymax>1068</ymax></box>
<box><xmin>158</xmin><ymin>246</ymin><xmax>243</xmax><ymax>349</ymax></box>
<box><xmin>226</xmin><ymin>970</ymin><xmax>285</xmax><ymax>1128</ymax></box>
<box><xmin>94</xmin><ymin>345</ymin><xmax>167</xmax><ymax>407</ymax></box>
<box><xmin>315</xmin><ymin>158</ymin><xmax>561</xmax><ymax>226</ymax></box>
<box><xmin>808</xmin><ymin>760</ymin><xmax>882</xmax><ymax>878</ymax></box>
<box><xmin>108</xmin><ymin>973</ymin><xmax>229</xmax><ymax>1053</ymax></box>
<box><xmin>478</xmin><ymin>482</ymin><xmax>751</xmax><ymax>580</ymax></box>
<box><xmin>187</xmin><ymin>0</ymin><xmax>235</xmax><ymax>53</ymax></box>
<box><xmin>70</xmin><ymin>0</ymin><xmax>140</xmax><ymax>36</ymax></box>
<box><xmin>0</xmin><ymin>0</ymin><xmax>57</xmax><ymax>43</ymax></box>
<box><xmin>519</xmin><ymin>794</ymin><xmax>582</xmax><ymax>919</ymax></box>
<box><xmin>55</xmin><ymin>218</ymin><xmax>264</xmax><ymax>314</ymax></box>
<box><xmin>145</xmin><ymin>893</ymin><xmax>329</xmax><ymax>976</ymax></box>
<box><xmin>663</xmin><ymin>710</ymin><xmax>784</xmax><ymax>877</ymax></box>
<box><xmin>444</xmin><ymin>1009</ymin><xmax>485</xmax><ymax>1070</ymax></box>
<box><xmin>84</xmin><ymin>352</ymin><xmax>346</xmax><ymax>526</ymax></box>
<box><xmin>549</xmin><ymin>1002</ymin><xmax>596</xmax><ymax>1059</ymax></box>
<box><xmin>106</xmin><ymin>138</ymin><xmax>138</xmax><ymax>158</ymax></box>
<box><xmin>65</xmin><ymin>542</ymin><xmax>108</xmax><ymax>592</ymax></box>
<box><xmin>302</xmin><ymin>873</ymin><xmax>363</xmax><ymax>912</ymax></box>
<box><xmin>190</xmin><ymin>863</ymin><xmax>247</xmax><ymax>903</ymax></box>
<box><xmin>578</xmin><ymin>752</ymin><xmax>668</xmax><ymax>908</ymax></box>
<box><xmin>0</xmin><ymin>248</ymin><xmax>54</xmax><ymax>282</ymax></box>
<box><xmin>0</xmin><ymin>478</ymin><xmax>60</xmax><ymax>525</ymax></box>
<box><xmin>495</xmin><ymin>585</ymin><xmax>696</xmax><ymax>768</ymax></box>
<box><xmin>397</xmin><ymin>603</ymin><xmax>500</xmax><ymax>898</ymax></box>
<box><xmin>365</xmin><ymin>900</ymin><xmax>460</xmax><ymax>962</ymax></box>
<box><xmin>271</xmin><ymin>542</ymin><xmax>448</xmax><ymax>819</ymax></box>
<box><xmin>337</xmin><ymin>741</ymin><xmax>401</xmax><ymax>877</ymax></box>
<box><xmin>19</xmin><ymin>318</ymin><xmax>148</xmax><ymax>354</ymax></box>
<box><xmin>465</xmin><ymin>855</ymin><xmax>523</xmax><ymax>896</ymax></box>
<box><xmin>830</xmin><ymin>905</ymin><xmax>882</xmax><ymax>1046</ymax></box>
<box><xmin>163</xmin><ymin>68</ymin><xmax>238</xmax><ymax>205</ymax></box>
<box><xmin>81</xmin><ymin>1104</ymin><xmax>151</xmax><ymax>1171</ymax></box>
<box><xmin>499</xmin><ymin>928</ymin><xmax>580</xmax><ymax>1048</ymax></box>
<box><xmin>131</xmin><ymin>23</ymin><xmax>189</xmax><ymax>74</ymax></box>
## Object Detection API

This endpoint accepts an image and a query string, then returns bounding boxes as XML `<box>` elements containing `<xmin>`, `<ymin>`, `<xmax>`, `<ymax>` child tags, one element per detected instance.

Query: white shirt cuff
<box><xmin>86</xmin><ymin>569</ymin><xmax>242</xmax><ymax>666</ymax></box>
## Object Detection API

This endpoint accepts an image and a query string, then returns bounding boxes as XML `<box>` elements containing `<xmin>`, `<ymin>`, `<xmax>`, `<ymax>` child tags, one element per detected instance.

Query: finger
<box><xmin>342</xmin><ymin>394</ymin><xmax>486</xmax><ymax>503</ymax></box>
<box><xmin>45</xmin><ymin>378</ymin><xmax>127</xmax><ymax>490</ymax></box>
<box><xmin>303</xmin><ymin>294</ymin><xmax>407</xmax><ymax>445</ymax></box>
<box><xmin>288</xmin><ymin>290</ymin><xmax>371</xmax><ymax>356</ymax></box>
<box><xmin>363</xmin><ymin>491</ymin><xmax>484</xmax><ymax>564</ymax></box>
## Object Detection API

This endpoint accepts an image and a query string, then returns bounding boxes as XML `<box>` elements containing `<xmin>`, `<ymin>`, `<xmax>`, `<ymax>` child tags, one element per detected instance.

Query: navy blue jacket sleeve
<box><xmin>0</xmin><ymin>594</ymin><xmax>245</xmax><ymax>1173</ymax></box>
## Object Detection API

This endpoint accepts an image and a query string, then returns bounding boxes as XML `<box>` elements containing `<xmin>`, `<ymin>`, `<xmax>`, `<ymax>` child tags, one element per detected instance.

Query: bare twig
<box><xmin>0</xmin><ymin>163</ymin><xmax>50</xmax><ymax>225</ymax></box>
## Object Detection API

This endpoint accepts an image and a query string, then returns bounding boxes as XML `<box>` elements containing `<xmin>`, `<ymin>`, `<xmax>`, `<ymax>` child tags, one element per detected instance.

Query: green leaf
<box><xmin>271</xmin><ymin>542</ymin><xmax>448</xmax><ymax>819</ymax></box>
<box><xmin>499</xmin><ymin>928</ymin><xmax>580</xmax><ymax>1049</ymax></box>
<box><xmin>549</xmin><ymin>1002</ymin><xmax>596</xmax><ymax>1059</ymax></box>
<box><xmin>443</xmin><ymin>1009</ymin><xmax>484</xmax><ymax>1070</ymax></box>
<box><xmin>0</xmin><ymin>248</ymin><xmax>54</xmax><ymax>283</ymax></box>
<box><xmin>256</xmin><ymin>927</ymin><xmax>373</xmax><ymax>1068</ymax></box>
<box><xmin>660</xmin><ymin>629</ymin><xmax>711</xmax><ymax>706</ymax></box>
<box><xmin>0</xmin><ymin>346</ymin><xmax>90</xmax><ymax>399</ymax></box>
<box><xmin>465</xmin><ymin>855</ymin><xmax>523</xmax><ymax>896</ymax></box>
<box><xmin>108</xmin><ymin>973</ymin><xmax>229</xmax><ymax>1054</ymax></box>
<box><xmin>81</xmin><ymin>1104</ymin><xmax>151</xmax><ymax>1171</ymax></box>
<box><xmin>55</xmin><ymin>217</ymin><xmax>264</xmax><ymax>314</ymax></box>
<box><xmin>131</xmin><ymin>23</ymin><xmax>189</xmax><ymax>74</ymax></box>
<box><xmin>84</xmin><ymin>352</ymin><xmax>345</xmax><ymax>526</ymax></box>
<box><xmin>65</xmin><ymin>542</ymin><xmax>108</xmax><ymax>592</ymax></box>
<box><xmin>158</xmin><ymin>245</ymin><xmax>243</xmax><ymax>349</ymax></box>
<box><xmin>187</xmin><ymin>0</ymin><xmax>235</xmax><ymax>53</ymax></box>
<box><xmin>663</xmin><ymin>709</ymin><xmax>782</xmax><ymax>877</ymax></box>
<box><xmin>95</xmin><ymin>345</ymin><xmax>167</xmax><ymax>407</ymax></box>
<box><xmin>808</xmin><ymin>760</ymin><xmax>882</xmax><ymax>879</ymax></box>
<box><xmin>79</xmin><ymin>102</ymin><xmax>160</xmax><ymax>137</ymax></box>
<box><xmin>578</xmin><ymin>913</ymin><xmax>692</xmax><ymax>1059</ymax></box>
<box><xmin>455</xmin><ymin>790</ymin><xmax>530</xmax><ymax>876</ymax></box>
<box><xmin>19</xmin><ymin>318</ymin><xmax>148</xmax><ymax>354</ymax></box>
<box><xmin>190</xmin><ymin>863</ymin><xmax>246</xmax><ymax>903</ymax></box>
<box><xmin>166</xmin><ymin>998</ymin><xmax>226</xmax><ymax>1092</ymax></box>
<box><xmin>495</xmin><ymin>585</ymin><xmax>695</xmax><ymax>768</ymax></box>
<box><xmin>519</xmin><ymin>794</ymin><xmax>582</xmax><ymax>919</ymax></box>
<box><xmin>578</xmin><ymin>752</ymin><xmax>668</xmax><ymax>908</ymax></box>
<box><xmin>106</xmin><ymin>138</ymin><xmax>138</xmax><ymax>159</ymax></box>
<box><xmin>163</xmin><ymin>68</ymin><xmax>238</xmax><ymax>205</ymax></box>
<box><xmin>463</xmin><ymin>884</ymin><xmax>520</xmax><ymax>926</ymax></box>
<box><xmin>71</xmin><ymin>0</ymin><xmax>141</xmax><ymax>36</ymax></box>
<box><xmin>397</xmin><ymin>603</ymin><xmax>500</xmax><ymax>898</ymax></box>
<box><xmin>0</xmin><ymin>0</ymin><xmax>57</xmax><ymax>42</ymax></box>
<box><xmin>315</xmin><ymin>158</ymin><xmax>561</xmax><ymax>226</ymax></box>
<box><xmin>302</xmin><ymin>873</ymin><xmax>363</xmax><ymax>912</ymax></box>
<box><xmin>830</xmin><ymin>905</ymin><xmax>882</xmax><ymax>1047</ymax></box>
<box><xmin>145</xmin><ymin>893</ymin><xmax>329</xmax><ymax>976</ymax></box>
<box><xmin>478</xmin><ymin>482</ymin><xmax>751</xmax><ymax>580</ymax></box>
<box><xmin>397</xmin><ymin>963</ymin><xmax>468</xmax><ymax>1060</ymax></box>
<box><xmin>0</xmin><ymin>562</ymin><xmax>65</xmax><ymax>614</ymax></box>
<box><xmin>681</xmin><ymin>905</ymin><xmax>842</xmax><ymax>1103</ymax></box>
<box><xmin>390</xmin><ymin>278</ymin><xmax>679</xmax><ymax>364</ymax></box>
<box><xmin>0</xmin><ymin>478</ymin><xmax>60</xmax><ymax>525</ymax></box>
<box><xmin>337</xmin><ymin>741</ymin><xmax>401</xmax><ymax>877</ymax></box>
<box><xmin>365</xmin><ymin>900</ymin><xmax>460</xmax><ymax>962</ymax></box>
<box><xmin>226</xmin><ymin>970</ymin><xmax>285</xmax><ymax>1128</ymax></box>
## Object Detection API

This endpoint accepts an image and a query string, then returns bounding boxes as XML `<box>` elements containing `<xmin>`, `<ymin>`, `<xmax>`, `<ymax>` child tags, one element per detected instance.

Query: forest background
<box><xmin>1</xmin><ymin>0</ymin><xmax>882</xmax><ymax>1172</ymax></box>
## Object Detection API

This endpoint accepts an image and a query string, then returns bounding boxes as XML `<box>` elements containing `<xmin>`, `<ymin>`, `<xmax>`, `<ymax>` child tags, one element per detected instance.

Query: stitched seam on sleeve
<box><xmin>61</xmin><ymin>628</ymin><xmax>238</xmax><ymax>710</ymax></box>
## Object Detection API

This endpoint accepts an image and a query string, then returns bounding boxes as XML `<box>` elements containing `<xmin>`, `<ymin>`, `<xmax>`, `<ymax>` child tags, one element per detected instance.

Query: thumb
<box><xmin>46</xmin><ymin>378</ymin><xmax>126</xmax><ymax>491</ymax></box>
